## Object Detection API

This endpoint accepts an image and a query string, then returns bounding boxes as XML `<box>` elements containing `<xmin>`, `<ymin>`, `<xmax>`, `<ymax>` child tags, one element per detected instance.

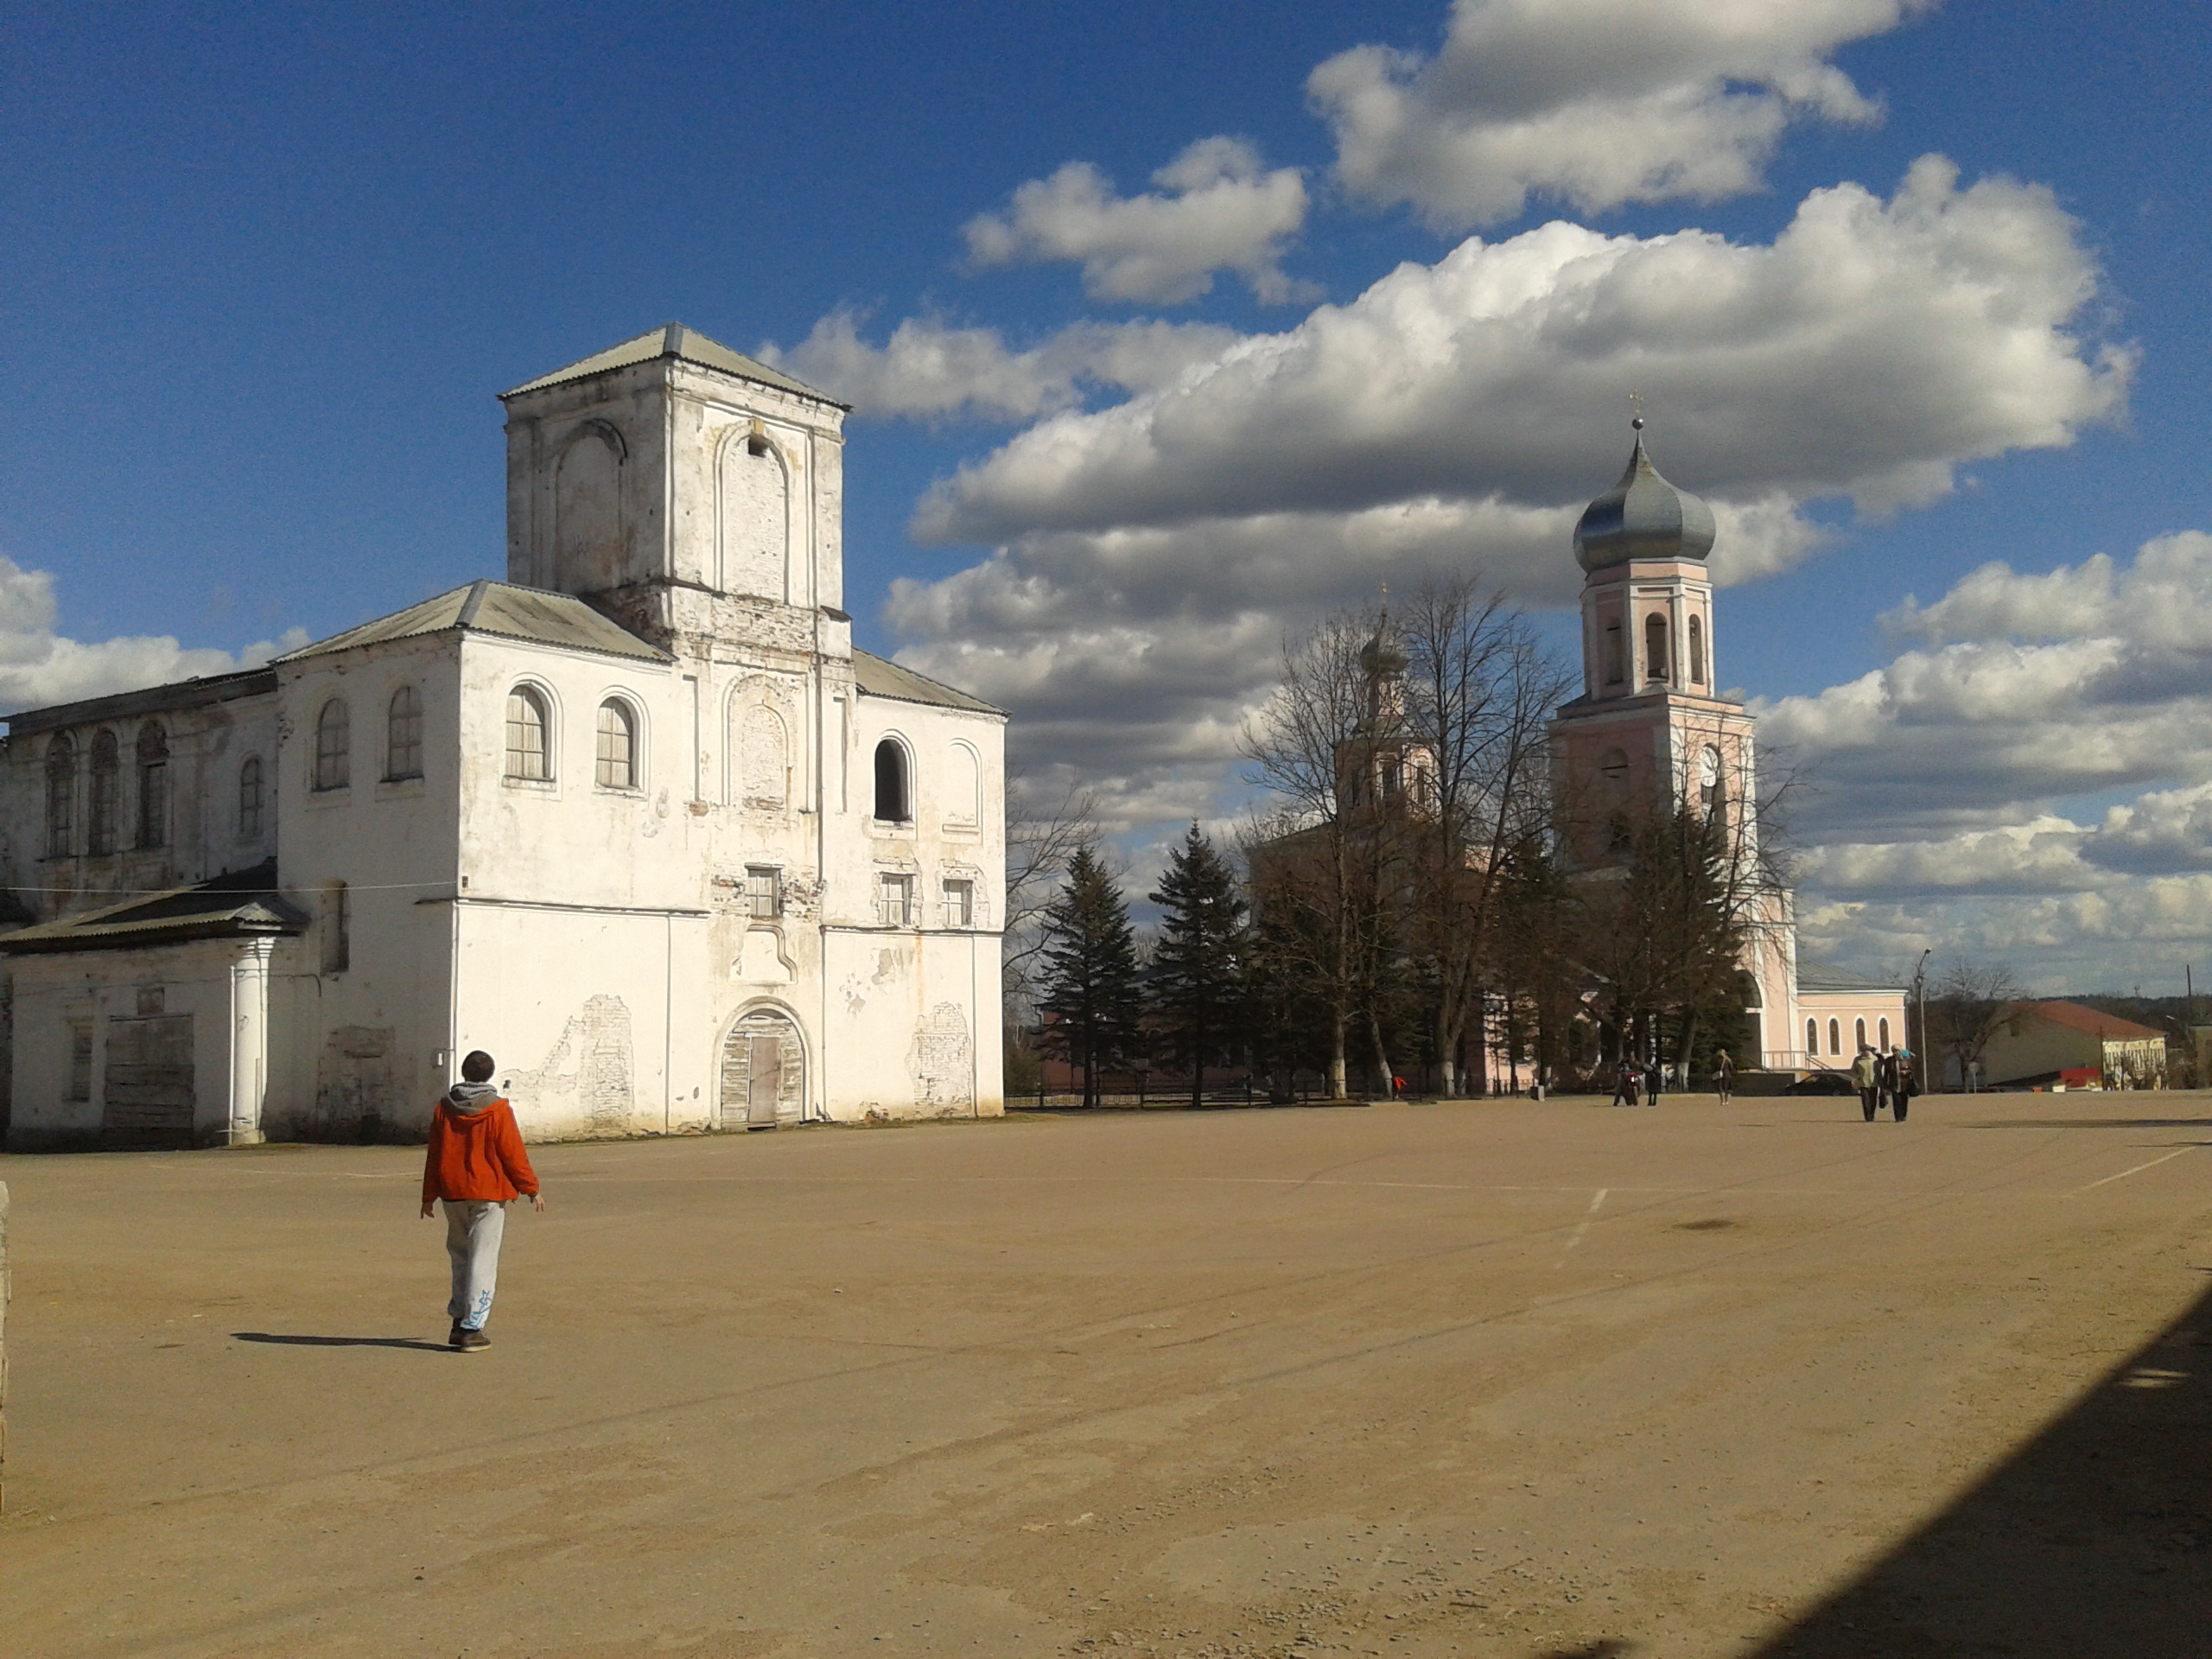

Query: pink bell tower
<box><xmin>1548</xmin><ymin>417</ymin><xmax>1799</xmax><ymax>1065</ymax></box>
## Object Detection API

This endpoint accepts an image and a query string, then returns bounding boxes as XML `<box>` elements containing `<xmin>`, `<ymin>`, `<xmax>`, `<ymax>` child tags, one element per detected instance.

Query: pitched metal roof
<box><xmin>853</xmin><ymin>649</ymin><xmax>1003</xmax><ymax>716</ymax></box>
<box><xmin>2012</xmin><ymin>999</ymin><xmax>2166</xmax><ymax>1043</ymax></box>
<box><xmin>501</xmin><ymin>323</ymin><xmax>842</xmax><ymax>406</ymax></box>
<box><xmin>276</xmin><ymin>581</ymin><xmax>668</xmax><ymax>666</ymax></box>
<box><xmin>5</xmin><ymin>665</ymin><xmax>277</xmax><ymax>737</ymax></box>
<box><xmin>1</xmin><ymin>862</ymin><xmax>308</xmax><ymax>955</ymax></box>
<box><xmin>1796</xmin><ymin>957</ymin><xmax>1906</xmax><ymax>995</ymax></box>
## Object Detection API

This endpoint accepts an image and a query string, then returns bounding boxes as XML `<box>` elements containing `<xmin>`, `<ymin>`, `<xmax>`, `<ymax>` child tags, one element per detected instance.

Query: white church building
<box><xmin>1</xmin><ymin>325</ymin><xmax>1007</xmax><ymax>1149</ymax></box>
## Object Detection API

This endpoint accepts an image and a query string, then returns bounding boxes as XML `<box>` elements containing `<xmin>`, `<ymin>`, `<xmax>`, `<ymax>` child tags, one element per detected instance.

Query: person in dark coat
<box><xmin>1714</xmin><ymin>1049</ymin><xmax>1736</xmax><ymax>1106</ymax></box>
<box><xmin>1644</xmin><ymin>1057</ymin><xmax>1664</xmax><ymax>1108</ymax></box>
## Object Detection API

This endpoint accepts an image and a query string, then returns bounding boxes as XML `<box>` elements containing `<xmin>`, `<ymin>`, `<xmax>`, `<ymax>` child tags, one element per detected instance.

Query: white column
<box><xmin>226</xmin><ymin>938</ymin><xmax>273</xmax><ymax>1146</ymax></box>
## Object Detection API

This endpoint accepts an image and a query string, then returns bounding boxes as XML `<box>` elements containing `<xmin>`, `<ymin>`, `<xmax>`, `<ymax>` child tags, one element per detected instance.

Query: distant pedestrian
<box><xmin>1391</xmin><ymin>1074</ymin><xmax>1408</xmax><ymax>1100</ymax></box>
<box><xmin>1611</xmin><ymin>1063</ymin><xmax>1640</xmax><ymax>1109</ymax></box>
<box><xmin>1877</xmin><ymin>1048</ymin><xmax>1902</xmax><ymax>1118</ymax></box>
<box><xmin>420</xmin><ymin>1051</ymin><xmax>543</xmax><ymax>1352</ymax></box>
<box><xmin>1893</xmin><ymin>1048</ymin><xmax>1916</xmax><ymax>1122</ymax></box>
<box><xmin>1851</xmin><ymin>1046</ymin><xmax>1879</xmax><ymax>1122</ymax></box>
<box><xmin>1644</xmin><ymin>1058</ymin><xmax>1664</xmax><ymax>1108</ymax></box>
<box><xmin>1714</xmin><ymin>1049</ymin><xmax>1735</xmax><ymax>1107</ymax></box>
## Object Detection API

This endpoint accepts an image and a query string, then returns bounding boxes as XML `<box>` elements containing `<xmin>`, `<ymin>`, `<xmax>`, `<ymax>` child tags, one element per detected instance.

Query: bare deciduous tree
<box><xmin>1929</xmin><ymin>957</ymin><xmax>2025</xmax><ymax>1090</ymax></box>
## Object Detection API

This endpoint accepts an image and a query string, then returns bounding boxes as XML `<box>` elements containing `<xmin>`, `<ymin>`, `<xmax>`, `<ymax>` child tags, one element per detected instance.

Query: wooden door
<box><xmin>104</xmin><ymin>1014</ymin><xmax>194</xmax><ymax>1149</ymax></box>
<box><xmin>746</xmin><ymin>1034</ymin><xmax>781</xmax><ymax>1126</ymax></box>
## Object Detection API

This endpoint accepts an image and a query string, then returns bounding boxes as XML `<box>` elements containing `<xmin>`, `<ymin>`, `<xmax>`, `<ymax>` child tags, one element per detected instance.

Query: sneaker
<box><xmin>458</xmin><ymin>1328</ymin><xmax>492</xmax><ymax>1351</ymax></box>
<box><xmin>448</xmin><ymin>1324</ymin><xmax>467</xmax><ymax>1350</ymax></box>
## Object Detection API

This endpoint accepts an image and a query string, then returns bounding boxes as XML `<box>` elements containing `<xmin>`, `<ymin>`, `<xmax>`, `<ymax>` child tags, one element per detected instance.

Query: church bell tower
<box><xmin>498</xmin><ymin>323</ymin><xmax>853</xmax><ymax>661</ymax></box>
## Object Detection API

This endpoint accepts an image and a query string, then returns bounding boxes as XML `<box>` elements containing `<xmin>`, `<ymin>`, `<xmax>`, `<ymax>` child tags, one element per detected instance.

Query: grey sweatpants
<box><xmin>442</xmin><ymin>1198</ymin><xmax>507</xmax><ymax>1330</ymax></box>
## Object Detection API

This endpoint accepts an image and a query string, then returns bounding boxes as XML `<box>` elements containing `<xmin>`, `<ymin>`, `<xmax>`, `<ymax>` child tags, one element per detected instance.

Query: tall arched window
<box><xmin>1645</xmin><ymin>613</ymin><xmax>1669</xmax><ymax>681</ymax></box>
<box><xmin>595</xmin><ymin>698</ymin><xmax>637</xmax><ymax>789</ymax></box>
<box><xmin>505</xmin><ymin>686</ymin><xmax>550</xmax><ymax>780</ymax></box>
<box><xmin>1878</xmin><ymin>1017</ymin><xmax>1891</xmax><ymax>1052</ymax></box>
<box><xmin>238</xmin><ymin>756</ymin><xmax>265</xmax><ymax>840</ymax></box>
<box><xmin>1604</xmin><ymin>620</ymin><xmax>1624</xmax><ymax>684</ymax></box>
<box><xmin>1806</xmin><ymin>1018</ymin><xmax>1819</xmax><ymax>1059</ymax></box>
<box><xmin>386</xmin><ymin>685</ymin><xmax>423</xmax><ymax>780</ymax></box>
<box><xmin>1688</xmin><ymin>614</ymin><xmax>1707</xmax><ymax>683</ymax></box>
<box><xmin>88</xmin><ymin>729</ymin><xmax>120</xmax><ymax>855</ymax></box>
<box><xmin>873</xmin><ymin>739</ymin><xmax>910</xmax><ymax>823</ymax></box>
<box><xmin>1828</xmin><ymin>1018</ymin><xmax>1842</xmax><ymax>1056</ymax></box>
<box><xmin>136</xmin><ymin>722</ymin><xmax>168</xmax><ymax>849</ymax></box>
<box><xmin>315</xmin><ymin>699</ymin><xmax>350</xmax><ymax>791</ymax></box>
<box><xmin>44</xmin><ymin>734</ymin><xmax>74</xmax><ymax>857</ymax></box>
<box><xmin>1855</xmin><ymin>1018</ymin><xmax>1867</xmax><ymax>1052</ymax></box>
<box><xmin>1700</xmin><ymin>746</ymin><xmax>1725</xmax><ymax>822</ymax></box>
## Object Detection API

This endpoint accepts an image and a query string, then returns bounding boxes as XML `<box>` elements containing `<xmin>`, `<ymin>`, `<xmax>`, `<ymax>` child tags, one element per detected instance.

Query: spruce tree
<box><xmin>1147</xmin><ymin>823</ymin><xmax>1249</xmax><ymax>1106</ymax></box>
<box><xmin>1037</xmin><ymin>843</ymin><xmax>1144</xmax><ymax>1109</ymax></box>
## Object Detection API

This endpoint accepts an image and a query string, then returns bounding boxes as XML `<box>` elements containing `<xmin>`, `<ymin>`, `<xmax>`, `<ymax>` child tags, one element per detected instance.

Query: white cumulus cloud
<box><xmin>963</xmin><ymin>137</ymin><xmax>1313</xmax><ymax>305</ymax></box>
<box><xmin>1310</xmin><ymin>0</ymin><xmax>1931</xmax><ymax>229</ymax></box>
<box><xmin>0</xmin><ymin>556</ymin><xmax>305</xmax><ymax>720</ymax></box>
<box><xmin>918</xmin><ymin>158</ymin><xmax>2125</xmax><ymax>550</ymax></box>
<box><xmin>756</xmin><ymin>311</ymin><xmax>1241</xmax><ymax>423</ymax></box>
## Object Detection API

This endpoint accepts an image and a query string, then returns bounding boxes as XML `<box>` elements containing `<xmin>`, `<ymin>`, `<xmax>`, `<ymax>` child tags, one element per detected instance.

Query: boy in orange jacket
<box><xmin>420</xmin><ymin>1050</ymin><xmax>543</xmax><ymax>1351</ymax></box>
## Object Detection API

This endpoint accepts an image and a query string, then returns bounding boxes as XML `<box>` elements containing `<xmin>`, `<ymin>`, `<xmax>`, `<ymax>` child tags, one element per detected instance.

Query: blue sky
<box><xmin>5</xmin><ymin>2</ymin><xmax>2211</xmax><ymax>988</ymax></box>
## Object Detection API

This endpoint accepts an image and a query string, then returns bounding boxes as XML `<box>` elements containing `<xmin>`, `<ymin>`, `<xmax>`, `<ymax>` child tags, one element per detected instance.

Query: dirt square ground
<box><xmin>3</xmin><ymin>1090</ymin><xmax>2209</xmax><ymax>1659</ymax></box>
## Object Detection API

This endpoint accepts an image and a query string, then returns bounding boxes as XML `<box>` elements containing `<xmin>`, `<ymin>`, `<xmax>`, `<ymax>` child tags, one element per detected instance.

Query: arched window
<box><xmin>1688</xmin><ymin>614</ymin><xmax>1707</xmax><ymax>683</ymax></box>
<box><xmin>136</xmin><ymin>722</ymin><xmax>168</xmax><ymax>849</ymax></box>
<box><xmin>1806</xmin><ymin>1018</ymin><xmax>1819</xmax><ymax>1059</ymax></box>
<box><xmin>88</xmin><ymin>729</ymin><xmax>119</xmax><ymax>855</ymax></box>
<box><xmin>1828</xmin><ymin>1018</ymin><xmax>1842</xmax><ymax>1057</ymax></box>
<box><xmin>238</xmin><ymin>757</ymin><xmax>265</xmax><ymax>841</ymax></box>
<box><xmin>1878</xmin><ymin>1017</ymin><xmax>1891</xmax><ymax>1052</ymax></box>
<box><xmin>739</xmin><ymin>703</ymin><xmax>786</xmax><ymax>808</ymax></box>
<box><xmin>505</xmin><ymin>686</ymin><xmax>550</xmax><ymax>780</ymax></box>
<box><xmin>873</xmin><ymin>739</ymin><xmax>910</xmax><ymax>823</ymax></box>
<box><xmin>321</xmin><ymin>880</ymin><xmax>349</xmax><ymax>975</ymax></box>
<box><xmin>315</xmin><ymin>699</ymin><xmax>350</xmax><ymax>791</ymax></box>
<box><xmin>1855</xmin><ymin>1018</ymin><xmax>1867</xmax><ymax>1052</ymax></box>
<box><xmin>386</xmin><ymin>685</ymin><xmax>423</xmax><ymax>780</ymax></box>
<box><xmin>1603</xmin><ymin>620</ymin><xmax>1624</xmax><ymax>684</ymax></box>
<box><xmin>1700</xmin><ymin>745</ymin><xmax>1725</xmax><ymax>822</ymax></box>
<box><xmin>1645</xmin><ymin>613</ymin><xmax>1669</xmax><ymax>681</ymax></box>
<box><xmin>595</xmin><ymin>698</ymin><xmax>637</xmax><ymax>789</ymax></box>
<box><xmin>44</xmin><ymin>734</ymin><xmax>74</xmax><ymax>857</ymax></box>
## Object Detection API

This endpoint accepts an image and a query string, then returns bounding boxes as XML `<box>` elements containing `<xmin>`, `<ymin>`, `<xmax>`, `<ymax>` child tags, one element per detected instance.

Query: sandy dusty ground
<box><xmin>2</xmin><ymin>1091</ymin><xmax>2209</xmax><ymax>1659</ymax></box>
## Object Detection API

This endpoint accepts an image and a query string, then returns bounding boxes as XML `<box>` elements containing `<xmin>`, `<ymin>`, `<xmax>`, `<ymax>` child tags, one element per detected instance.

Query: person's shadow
<box><xmin>232</xmin><ymin>1332</ymin><xmax>453</xmax><ymax>1353</ymax></box>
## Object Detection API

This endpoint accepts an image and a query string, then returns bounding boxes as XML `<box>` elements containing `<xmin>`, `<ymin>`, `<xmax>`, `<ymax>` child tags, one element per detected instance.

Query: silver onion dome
<box><xmin>1361</xmin><ymin>612</ymin><xmax>1408</xmax><ymax>677</ymax></box>
<box><xmin>1572</xmin><ymin>420</ymin><xmax>1717</xmax><ymax>572</ymax></box>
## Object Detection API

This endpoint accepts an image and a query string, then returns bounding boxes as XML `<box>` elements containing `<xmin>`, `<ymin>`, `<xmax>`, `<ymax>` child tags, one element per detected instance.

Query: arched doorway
<box><xmin>720</xmin><ymin>1006</ymin><xmax>804</xmax><ymax>1128</ymax></box>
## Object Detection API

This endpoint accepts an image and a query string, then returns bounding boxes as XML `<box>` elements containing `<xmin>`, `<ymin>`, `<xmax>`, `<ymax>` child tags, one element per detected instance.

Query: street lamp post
<box><xmin>1913</xmin><ymin>947</ymin><xmax>1932</xmax><ymax>1090</ymax></box>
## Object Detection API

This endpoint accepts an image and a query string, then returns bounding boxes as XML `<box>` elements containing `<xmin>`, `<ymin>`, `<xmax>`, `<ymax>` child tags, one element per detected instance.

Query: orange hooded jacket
<box><xmin>422</xmin><ymin>1087</ymin><xmax>538</xmax><ymax>1206</ymax></box>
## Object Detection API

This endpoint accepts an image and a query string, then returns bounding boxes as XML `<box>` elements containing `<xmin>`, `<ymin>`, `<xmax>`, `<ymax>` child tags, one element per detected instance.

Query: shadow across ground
<box><xmin>232</xmin><ymin>1332</ymin><xmax>453</xmax><ymax>1353</ymax></box>
<box><xmin>1747</xmin><ymin>1281</ymin><xmax>2212</xmax><ymax>1656</ymax></box>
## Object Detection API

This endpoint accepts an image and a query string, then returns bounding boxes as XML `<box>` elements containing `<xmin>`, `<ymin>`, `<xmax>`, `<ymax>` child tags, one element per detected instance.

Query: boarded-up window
<box><xmin>945</xmin><ymin>742</ymin><xmax>980</xmax><ymax>828</ymax></box>
<box><xmin>67</xmin><ymin>1017</ymin><xmax>92</xmax><ymax>1101</ymax></box>
<box><xmin>137</xmin><ymin>721</ymin><xmax>168</xmax><ymax>848</ymax></box>
<box><xmin>321</xmin><ymin>880</ymin><xmax>350</xmax><ymax>975</ymax></box>
<box><xmin>386</xmin><ymin>685</ymin><xmax>423</xmax><ymax>780</ymax></box>
<box><xmin>555</xmin><ymin>424</ymin><xmax>624</xmax><ymax>588</ymax></box>
<box><xmin>103</xmin><ymin>1012</ymin><xmax>194</xmax><ymax>1149</ymax></box>
<box><xmin>740</xmin><ymin>704</ymin><xmax>787</xmax><ymax>808</ymax></box>
<box><xmin>238</xmin><ymin>756</ymin><xmax>265</xmax><ymax>840</ymax></box>
<box><xmin>595</xmin><ymin>699</ymin><xmax>637</xmax><ymax>789</ymax></box>
<box><xmin>315</xmin><ymin>700</ymin><xmax>350</xmax><ymax>791</ymax></box>
<box><xmin>505</xmin><ymin>687</ymin><xmax>550</xmax><ymax>780</ymax></box>
<box><xmin>45</xmin><ymin>734</ymin><xmax>74</xmax><ymax>856</ymax></box>
<box><xmin>718</xmin><ymin>433</ymin><xmax>789</xmax><ymax>600</ymax></box>
<box><xmin>89</xmin><ymin>729</ymin><xmax>119</xmax><ymax>854</ymax></box>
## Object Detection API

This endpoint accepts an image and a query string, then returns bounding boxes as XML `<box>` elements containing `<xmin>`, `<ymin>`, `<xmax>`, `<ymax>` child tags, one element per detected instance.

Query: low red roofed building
<box><xmin>1981</xmin><ymin>1001</ymin><xmax>2167</xmax><ymax>1090</ymax></box>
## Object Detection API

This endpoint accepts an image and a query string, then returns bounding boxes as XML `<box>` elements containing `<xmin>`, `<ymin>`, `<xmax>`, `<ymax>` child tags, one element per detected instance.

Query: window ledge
<box><xmin>594</xmin><ymin>784</ymin><xmax>645</xmax><ymax>798</ymax></box>
<box><xmin>501</xmin><ymin>775</ymin><xmax>557</xmax><ymax>792</ymax></box>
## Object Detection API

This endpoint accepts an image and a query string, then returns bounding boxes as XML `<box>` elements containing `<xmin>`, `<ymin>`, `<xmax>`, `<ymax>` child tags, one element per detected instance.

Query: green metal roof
<box><xmin>276</xmin><ymin>581</ymin><xmax>669</xmax><ymax>666</ymax></box>
<box><xmin>852</xmin><ymin>649</ymin><xmax>1002</xmax><ymax>716</ymax></box>
<box><xmin>1796</xmin><ymin>957</ymin><xmax>1907</xmax><ymax>995</ymax></box>
<box><xmin>501</xmin><ymin>323</ymin><xmax>842</xmax><ymax>406</ymax></box>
